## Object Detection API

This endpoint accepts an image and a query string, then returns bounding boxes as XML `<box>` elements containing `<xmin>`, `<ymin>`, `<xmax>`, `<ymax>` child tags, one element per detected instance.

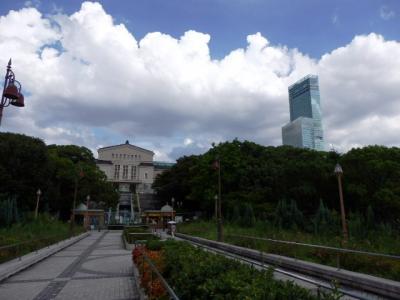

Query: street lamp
<box><xmin>0</xmin><ymin>59</ymin><xmax>24</xmax><ymax>126</ymax></box>
<box><xmin>214</xmin><ymin>195</ymin><xmax>218</xmax><ymax>220</ymax></box>
<box><xmin>334</xmin><ymin>163</ymin><xmax>348</xmax><ymax>243</ymax></box>
<box><xmin>85</xmin><ymin>195</ymin><xmax>90</xmax><ymax>230</ymax></box>
<box><xmin>171</xmin><ymin>197</ymin><xmax>175</xmax><ymax>221</ymax></box>
<box><xmin>35</xmin><ymin>189</ymin><xmax>42</xmax><ymax>219</ymax></box>
<box><xmin>213</xmin><ymin>157</ymin><xmax>223</xmax><ymax>242</ymax></box>
<box><xmin>71</xmin><ymin>156</ymin><xmax>84</xmax><ymax>230</ymax></box>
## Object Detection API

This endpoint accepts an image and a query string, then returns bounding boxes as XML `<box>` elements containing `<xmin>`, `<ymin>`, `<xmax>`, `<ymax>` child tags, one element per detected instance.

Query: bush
<box><xmin>161</xmin><ymin>240</ymin><xmax>320</xmax><ymax>299</ymax></box>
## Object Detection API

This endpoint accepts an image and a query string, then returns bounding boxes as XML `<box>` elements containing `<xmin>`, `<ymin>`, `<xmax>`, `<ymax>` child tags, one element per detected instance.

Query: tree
<box><xmin>0</xmin><ymin>132</ymin><xmax>51</xmax><ymax>211</ymax></box>
<box><xmin>0</xmin><ymin>133</ymin><xmax>118</xmax><ymax>223</ymax></box>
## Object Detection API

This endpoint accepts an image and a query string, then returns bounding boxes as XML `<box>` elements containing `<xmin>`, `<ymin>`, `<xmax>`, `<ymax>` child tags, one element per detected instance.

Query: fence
<box><xmin>226</xmin><ymin>233</ymin><xmax>400</xmax><ymax>272</ymax></box>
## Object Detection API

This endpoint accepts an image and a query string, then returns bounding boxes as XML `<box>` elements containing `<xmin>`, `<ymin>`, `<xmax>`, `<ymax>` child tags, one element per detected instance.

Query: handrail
<box><xmin>227</xmin><ymin>234</ymin><xmax>400</xmax><ymax>260</ymax></box>
<box><xmin>135</xmin><ymin>242</ymin><xmax>179</xmax><ymax>300</ymax></box>
<box><xmin>179</xmin><ymin>234</ymin><xmax>367</xmax><ymax>300</ymax></box>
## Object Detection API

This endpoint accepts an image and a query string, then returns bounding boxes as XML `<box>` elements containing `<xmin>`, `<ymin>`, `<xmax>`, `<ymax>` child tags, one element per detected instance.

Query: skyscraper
<box><xmin>282</xmin><ymin>75</ymin><xmax>325</xmax><ymax>151</ymax></box>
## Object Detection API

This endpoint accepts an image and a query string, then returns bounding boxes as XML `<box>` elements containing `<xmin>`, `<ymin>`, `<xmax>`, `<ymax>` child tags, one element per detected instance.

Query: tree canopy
<box><xmin>154</xmin><ymin>140</ymin><xmax>400</xmax><ymax>227</ymax></box>
<box><xmin>0</xmin><ymin>132</ymin><xmax>118</xmax><ymax>222</ymax></box>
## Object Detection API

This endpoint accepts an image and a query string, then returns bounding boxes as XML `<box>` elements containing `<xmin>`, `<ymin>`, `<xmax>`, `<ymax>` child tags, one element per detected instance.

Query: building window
<box><xmin>123</xmin><ymin>165</ymin><xmax>128</xmax><ymax>179</ymax></box>
<box><xmin>131</xmin><ymin>166</ymin><xmax>136</xmax><ymax>179</ymax></box>
<box><xmin>145</xmin><ymin>172</ymin><xmax>148</xmax><ymax>179</ymax></box>
<box><xmin>112</xmin><ymin>153</ymin><xmax>114</xmax><ymax>158</ymax></box>
<box><xmin>114</xmin><ymin>165</ymin><xmax>120</xmax><ymax>179</ymax></box>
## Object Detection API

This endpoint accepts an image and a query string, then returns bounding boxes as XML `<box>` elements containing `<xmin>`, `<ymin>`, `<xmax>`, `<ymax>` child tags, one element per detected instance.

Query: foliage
<box><xmin>160</xmin><ymin>240</ymin><xmax>329</xmax><ymax>299</ymax></box>
<box><xmin>132</xmin><ymin>245</ymin><xmax>167</xmax><ymax>299</ymax></box>
<box><xmin>154</xmin><ymin>140</ymin><xmax>400</xmax><ymax>229</ymax></box>
<box><xmin>274</xmin><ymin>199</ymin><xmax>304</xmax><ymax>230</ymax></box>
<box><xmin>0</xmin><ymin>195</ymin><xmax>19</xmax><ymax>226</ymax></box>
<box><xmin>178</xmin><ymin>220</ymin><xmax>400</xmax><ymax>281</ymax></box>
<box><xmin>0</xmin><ymin>132</ymin><xmax>118</xmax><ymax>223</ymax></box>
<box><xmin>312</xmin><ymin>200</ymin><xmax>339</xmax><ymax>235</ymax></box>
<box><xmin>0</xmin><ymin>213</ymin><xmax>84</xmax><ymax>262</ymax></box>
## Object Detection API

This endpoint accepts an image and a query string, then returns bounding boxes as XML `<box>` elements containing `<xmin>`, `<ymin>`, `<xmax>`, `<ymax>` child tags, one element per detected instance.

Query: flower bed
<box><xmin>133</xmin><ymin>240</ymin><xmax>338</xmax><ymax>299</ymax></box>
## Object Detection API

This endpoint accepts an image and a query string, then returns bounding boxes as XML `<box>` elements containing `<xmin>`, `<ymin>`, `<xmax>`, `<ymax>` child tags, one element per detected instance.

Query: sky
<box><xmin>0</xmin><ymin>0</ymin><xmax>399</xmax><ymax>161</ymax></box>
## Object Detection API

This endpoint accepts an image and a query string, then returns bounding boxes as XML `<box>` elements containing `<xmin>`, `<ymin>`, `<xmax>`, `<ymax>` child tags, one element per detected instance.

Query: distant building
<box><xmin>282</xmin><ymin>75</ymin><xmax>325</xmax><ymax>151</ymax></box>
<box><xmin>96</xmin><ymin>140</ymin><xmax>174</xmax><ymax>224</ymax></box>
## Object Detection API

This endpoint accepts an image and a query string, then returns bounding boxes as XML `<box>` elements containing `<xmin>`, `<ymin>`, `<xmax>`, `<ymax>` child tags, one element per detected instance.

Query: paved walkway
<box><xmin>0</xmin><ymin>231</ymin><xmax>140</xmax><ymax>300</ymax></box>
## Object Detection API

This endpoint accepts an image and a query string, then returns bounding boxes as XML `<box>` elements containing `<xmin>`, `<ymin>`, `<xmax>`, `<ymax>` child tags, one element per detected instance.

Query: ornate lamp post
<box><xmin>0</xmin><ymin>59</ymin><xmax>24</xmax><ymax>126</ymax></box>
<box><xmin>334</xmin><ymin>163</ymin><xmax>348</xmax><ymax>243</ymax></box>
<box><xmin>35</xmin><ymin>189</ymin><xmax>42</xmax><ymax>219</ymax></box>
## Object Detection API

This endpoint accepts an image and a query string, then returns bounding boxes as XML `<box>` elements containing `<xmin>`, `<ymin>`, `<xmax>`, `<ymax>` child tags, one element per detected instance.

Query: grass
<box><xmin>178</xmin><ymin>220</ymin><xmax>400</xmax><ymax>281</ymax></box>
<box><xmin>0</xmin><ymin>214</ymin><xmax>84</xmax><ymax>263</ymax></box>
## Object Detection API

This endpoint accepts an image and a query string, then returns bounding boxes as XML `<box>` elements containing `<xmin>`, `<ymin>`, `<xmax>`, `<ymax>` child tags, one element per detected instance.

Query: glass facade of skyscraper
<box><xmin>282</xmin><ymin>75</ymin><xmax>325</xmax><ymax>151</ymax></box>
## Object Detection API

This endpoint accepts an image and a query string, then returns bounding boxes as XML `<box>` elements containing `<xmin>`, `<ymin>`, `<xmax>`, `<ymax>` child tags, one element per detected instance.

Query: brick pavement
<box><xmin>0</xmin><ymin>231</ymin><xmax>140</xmax><ymax>300</ymax></box>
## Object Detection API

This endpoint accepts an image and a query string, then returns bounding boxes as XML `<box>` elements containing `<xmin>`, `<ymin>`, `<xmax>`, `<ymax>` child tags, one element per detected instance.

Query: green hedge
<box><xmin>161</xmin><ymin>240</ymin><xmax>337</xmax><ymax>299</ymax></box>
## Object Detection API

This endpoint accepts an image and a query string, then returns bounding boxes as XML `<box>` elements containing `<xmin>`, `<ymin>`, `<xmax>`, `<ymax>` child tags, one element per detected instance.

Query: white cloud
<box><xmin>380</xmin><ymin>6</ymin><xmax>395</xmax><ymax>20</ymax></box>
<box><xmin>0</xmin><ymin>2</ymin><xmax>399</xmax><ymax>161</ymax></box>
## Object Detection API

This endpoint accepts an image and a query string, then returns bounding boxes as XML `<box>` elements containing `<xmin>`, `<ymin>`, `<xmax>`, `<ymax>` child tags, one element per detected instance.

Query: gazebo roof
<box><xmin>161</xmin><ymin>204</ymin><xmax>173</xmax><ymax>212</ymax></box>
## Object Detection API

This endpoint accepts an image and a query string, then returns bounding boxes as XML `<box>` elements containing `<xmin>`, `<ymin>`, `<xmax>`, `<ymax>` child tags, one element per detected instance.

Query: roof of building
<box><xmin>288</xmin><ymin>74</ymin><xmax>318</xmax><ymax>89</ymax></box>
<box><xmin>96</xmin><ymin>159</ymin><xmax>113</xmax><ymax>164</ymax></box>
<box><xmin>139</xmin><ymin>161</ymin><xmax>154</xmax><ymax>167</ymax></box>
<box><xmin>161</xmin><ymin>204</ymin><xmax>173</xmax><ymax>212</ymax></box>
<box><xmin>97</xmin><ymin>140</ymin><xmax>154</xmax><ymax>155</ymax></box>
<box><xmin>76</xmin><ymin>203</ymin><xmax>87</xmax><ymax>210</ymax></box>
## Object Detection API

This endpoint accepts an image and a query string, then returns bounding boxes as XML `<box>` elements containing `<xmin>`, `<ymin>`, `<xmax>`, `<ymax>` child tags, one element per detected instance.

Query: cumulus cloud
<box><xmin>0</xmin><ymin>2</ymin><xmax>399</xmax><ymax>160</ymax></box>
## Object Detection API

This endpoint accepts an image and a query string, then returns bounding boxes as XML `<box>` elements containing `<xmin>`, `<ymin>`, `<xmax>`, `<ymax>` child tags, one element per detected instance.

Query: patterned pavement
<box><xmin>0</xmin><ymin>231</ymin><xmax>140</xmax><ymax>300</ymax></box>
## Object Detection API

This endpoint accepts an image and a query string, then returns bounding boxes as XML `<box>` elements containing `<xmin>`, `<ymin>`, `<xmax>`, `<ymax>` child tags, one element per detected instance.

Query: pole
<box><xmin>86</xmin><ymin>195</ymin><xmax>90</xmax><ymax>230</ymax></box>
<box><xmin>0</xmin><ymin>59</ymin><xmax>12</xmax><ymax>126</ymax></box>
<box><xmin>35</xmin><ymin>190</ymin><xmax>41</xmax><ymax>219</ymax></box>
<box><xmin>217</xmin><ymin>158</ymin><xmax>223</xmax><ymax>242</ymax></box>
<box><xmin>337</xmin><ymin>174</ymin><xmax>348</xmax><ymax>243</ymax></box>
<box><xmin>71</xmin><ymin>176</ymin><xmax>78</xmax><ymax>230</ymax></box>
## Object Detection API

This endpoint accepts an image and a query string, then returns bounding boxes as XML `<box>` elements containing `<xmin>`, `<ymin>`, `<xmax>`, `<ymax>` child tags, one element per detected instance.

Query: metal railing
<box><xmin>135</xmin><ymin>243</ymin><xmax>179</xmax><ymax>300</ymax></box>
<box><xmin>227</xmin><ymin>234</ymin><xmax>400</xmax><ymax>260</ymax></box>
<box><xmin>0</xmin><ymin>233</ymin><xmax>74</xmax><ymax>263</ymax></box>
<box><xmin>177</xmin><ymin>234</ymin><xmax>370</xmax><ymax>300</ymax></box>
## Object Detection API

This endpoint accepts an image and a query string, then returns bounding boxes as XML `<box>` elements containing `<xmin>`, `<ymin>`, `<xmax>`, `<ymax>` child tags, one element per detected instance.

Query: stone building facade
<box><xmin>96</xmin><ymin>140</ymin><xmax>173</xmax><ymax>224</ymax></box>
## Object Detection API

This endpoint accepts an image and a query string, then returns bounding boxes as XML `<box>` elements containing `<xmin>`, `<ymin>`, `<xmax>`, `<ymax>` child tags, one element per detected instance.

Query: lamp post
<box><xmin>85</xmin><ymin>195</ymin><xmax>90</xmax><ymax>230</ymax></box>
<box><xmin>171</xmin><ymin>197</ymin><xmax>175</xmax><ymax>221</ymax></box>
<box><xmin>213</xmin><ymin>157</ymin><xmax>223</xmax><ymax>242</ymax></box>
<box><xmin>334</xmin><ymin>163</ymin><xmax>348</xmax><ymax>243</ymax></box>
<box><xmin>35</xmin><ymin>189</ymin><xmax>42</xmax><ymax>219</ymax></box>
<box><xmin>0</xmin><ymin>59</ymin><xmax>24</xmax><ymax>126</ymax></box>
<box><xmin>214</xmin><ymin>195</ymin><xmax>218</xmax><ymax>220</ymax></box>
<box><xmin>71</xmin><ymin>158</ymin><xmax>84</xmax><ymax>231</ymax></box>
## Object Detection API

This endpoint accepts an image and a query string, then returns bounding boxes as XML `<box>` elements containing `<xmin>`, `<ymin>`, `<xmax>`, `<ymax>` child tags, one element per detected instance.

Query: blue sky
<box><xmin>2</xmin><ymin>0</ymin><xmax>399</xmax><ymax>59</ymax></box>
<box><xmin>0</xmin><ymin>1</ymin><xmax>399</xmax><ymax>160</ymax></box>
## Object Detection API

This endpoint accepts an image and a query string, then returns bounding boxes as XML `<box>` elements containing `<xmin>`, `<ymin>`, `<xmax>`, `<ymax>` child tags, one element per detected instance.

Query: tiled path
<box><xmin>0</xmin><ymin>231</ymin><xmax>140</xmax><ymax>300</ymax></box>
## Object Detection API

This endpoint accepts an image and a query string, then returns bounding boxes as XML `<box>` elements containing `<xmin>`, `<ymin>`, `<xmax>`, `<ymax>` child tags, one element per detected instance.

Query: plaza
<box><xmin>0</xmin><ymin>231</ymin><xmax>140</xmax><ymax>300</ymax></box>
